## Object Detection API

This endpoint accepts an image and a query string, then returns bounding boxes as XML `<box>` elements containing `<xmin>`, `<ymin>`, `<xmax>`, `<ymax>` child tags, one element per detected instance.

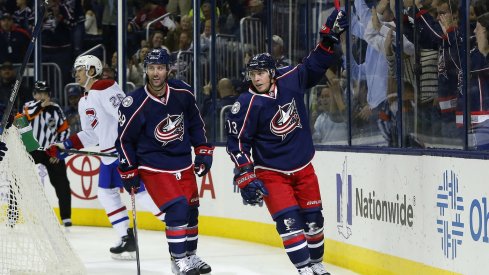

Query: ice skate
<box><xmin>298</xmin><ymin>266</ymin><xmax>314</xmax><ymax>275</ymax></box>
<box><xmin>311</xmin><ymin>262</ymin><xmax>331</xmax><ymax>275</ymax></box>
<box><xmin>188</xmin><ymin>254</ymin><xmax>211</xmax><ymax>274</ymax></box>
<box><xmin>110</xmin><ymin>228</ymin><xmax>136</xmax><ymax>260</ymax></box>
<box><xmin>171</xmin><ymin>257</ymin><xmax>200</xmax><ymax>275</ymax></box>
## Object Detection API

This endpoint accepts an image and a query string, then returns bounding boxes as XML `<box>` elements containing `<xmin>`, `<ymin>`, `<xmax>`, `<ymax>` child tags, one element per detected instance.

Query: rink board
<box><xmin>39</xmin><ymin>147</ymin><xmax>488</xmax><ymax>275</ymax></box>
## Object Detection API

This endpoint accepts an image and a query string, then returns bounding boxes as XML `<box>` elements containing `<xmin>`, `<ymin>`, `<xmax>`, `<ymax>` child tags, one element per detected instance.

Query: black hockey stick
<box><xmin>0</xmin><ymin>1</ymin><xmax>48</xmax><ymax>136</ymax></box>
<box><xmin>60</xmin><ymin>149</ymin><xmax>118</xmax><ymax>158</ymax></box>
<box><xmin>131</xmin><ymin>188</ymin><xmax>141</xmax><ymax>275</ymax></box>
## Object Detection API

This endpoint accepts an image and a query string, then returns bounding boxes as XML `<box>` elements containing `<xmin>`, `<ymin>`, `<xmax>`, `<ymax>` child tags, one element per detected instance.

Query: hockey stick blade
<box><xmin>0</xmin><ymin>1</ymin><xmax>48</xmax><ymax>136</ymax></box>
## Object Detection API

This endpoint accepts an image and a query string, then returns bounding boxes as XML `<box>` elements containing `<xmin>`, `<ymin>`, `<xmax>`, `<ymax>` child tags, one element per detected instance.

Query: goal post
<box><xmin>0</xmin><ymin>128</ymin><xmax>85</xmax><ymax>274</ymax></box>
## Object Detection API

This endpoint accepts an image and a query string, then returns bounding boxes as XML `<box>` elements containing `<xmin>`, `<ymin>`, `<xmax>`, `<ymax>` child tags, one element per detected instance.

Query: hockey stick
<box><xmin>131</xmin><ymin>188</ymin><xmax>141</xmax><ymax>275</ymax></box>
<box><xmin>60</xmin><ymin>149</ymin><xmax>118</xmax><ymax>158</ymax></box>
<box><xmin>0</xmin><ymin>1</ymin><xmax>48</xmax><ymax>136</ymax></box>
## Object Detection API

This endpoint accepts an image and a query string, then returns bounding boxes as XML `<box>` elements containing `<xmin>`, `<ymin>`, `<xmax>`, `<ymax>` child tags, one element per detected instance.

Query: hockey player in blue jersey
<box><xmin>116</xmin><ymin>48</ymin><xmax>213</xmax><ymax>275</ymax></box>
<box><xmin>226</xmin><ymin>9</ymin><xmax>348</xmax><ymax>275</ymax></box>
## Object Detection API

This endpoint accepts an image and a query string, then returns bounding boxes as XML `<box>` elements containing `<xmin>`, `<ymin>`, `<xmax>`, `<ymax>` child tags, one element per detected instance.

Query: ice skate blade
<box><xmin>111</xmin><ymin>251</ymin><xmax>136</xmax><ymax>260</ymax></box>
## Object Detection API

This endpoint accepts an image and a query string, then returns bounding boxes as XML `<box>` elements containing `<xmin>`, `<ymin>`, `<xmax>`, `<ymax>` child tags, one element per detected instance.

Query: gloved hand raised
<box><xmin>117</xmin><ymin>165</ymin><xmax>141</xmax><ymax>193</ymax></box>
<box><xmin>234</xmin><ymin>164</ymin><xmax>269</xmax><ymax>205</ymax></box>
<box><xmin>194</xmin><ymin>144</ymin><xmax>214</xmax><ymax>177</ymax></box>
<box><xmin>320</xmin><ymin>9</ymin><xmax>348</xmax><ymax>47</ymax></box>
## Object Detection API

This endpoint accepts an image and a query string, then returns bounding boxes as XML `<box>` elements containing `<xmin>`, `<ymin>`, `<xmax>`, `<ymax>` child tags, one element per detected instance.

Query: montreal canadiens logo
<box><xmin>270</xmin><ymin>99</ymin><xmax>301</xmax><ymax>139</ymax></box>
<box><xmin>155</xmin><ymin>113</ymin><xmax>185</xmax><ymax>146</ymax></box>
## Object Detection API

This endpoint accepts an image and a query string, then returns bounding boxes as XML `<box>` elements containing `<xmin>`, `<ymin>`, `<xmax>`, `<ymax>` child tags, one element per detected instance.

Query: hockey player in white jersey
<box><xmin>47</xmin><ymin>55</ymin><xmax>164</xmax><ymax>259</ymax></box>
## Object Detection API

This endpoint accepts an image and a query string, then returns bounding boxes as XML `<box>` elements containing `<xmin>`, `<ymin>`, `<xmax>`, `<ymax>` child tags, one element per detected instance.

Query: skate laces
<box><xmin>311</xmin><ymin>263</ymin><xmax>329</xmax><ymax>274</ymax></box>
<box><xmin>297</xmin><ymin>266</ymin><xmax>314</xmax><ymax>275</ymax></box>
<box><xmin>189</xmin><ymin>255</ymin><xmax>207</xmax><ymax>268</ymax></box>
<box><xmin>175</xmin><ymin>258</ymin><xmax>193</xmax><ymax>271</ymax></box>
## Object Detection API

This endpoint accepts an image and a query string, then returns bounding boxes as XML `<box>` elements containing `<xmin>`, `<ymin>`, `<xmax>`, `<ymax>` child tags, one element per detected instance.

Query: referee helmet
<box><xmin>34</xmin><ymin>81</ymin><xmax>50</xmax><ymax>95</ymax></box>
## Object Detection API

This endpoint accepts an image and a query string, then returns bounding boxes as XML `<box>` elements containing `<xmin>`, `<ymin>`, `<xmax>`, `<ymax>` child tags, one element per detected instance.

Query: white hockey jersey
<box><xmin>76</xmin><ymin>79</ymin><xmax>125</xmax><ymax>164</ymax></box>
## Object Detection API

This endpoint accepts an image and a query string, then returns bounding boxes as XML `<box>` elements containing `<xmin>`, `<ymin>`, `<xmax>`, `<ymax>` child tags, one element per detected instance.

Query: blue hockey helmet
<box><xmin>246</xmin><ymin>53</ymin><xmax>276</xmax><ymax>79</ymax></box>
<box><xmin>144</xmin><ymin>48</ymin><xmax>171</xmax><ymax>68</ymax></box>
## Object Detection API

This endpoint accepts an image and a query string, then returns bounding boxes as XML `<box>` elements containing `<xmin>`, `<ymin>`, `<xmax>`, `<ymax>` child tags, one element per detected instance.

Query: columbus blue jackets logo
<box><xmin>154</xmin><ymin>113</ymin><xmax>184</xmax><ymax>146</ymax></box>
<box><xmin>270</xmin><ymin>99</ymin><xmax>301</xmax><ymax>139</ymax></box>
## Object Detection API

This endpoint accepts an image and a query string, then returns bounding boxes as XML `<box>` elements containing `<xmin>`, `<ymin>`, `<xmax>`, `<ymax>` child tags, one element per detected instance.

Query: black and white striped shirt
<box><xmin>23</xmin><ymin>101</ymin><xmax>71</xmax><ymax>148</ymax></box>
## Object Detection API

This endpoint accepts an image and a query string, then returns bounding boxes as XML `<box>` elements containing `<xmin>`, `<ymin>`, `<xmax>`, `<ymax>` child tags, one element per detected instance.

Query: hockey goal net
<box><xmin>0</xmin><ymin>128</ymin><xmax>85</xmax><ymax>274</ymax></box>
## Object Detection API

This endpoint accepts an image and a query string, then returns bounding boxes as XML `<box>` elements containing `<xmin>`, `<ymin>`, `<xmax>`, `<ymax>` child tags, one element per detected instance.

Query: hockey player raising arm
<box><xmin>116</xmin><ymin>48</ymin><xmax>213</xmax><ymax>275</ymax></box>
<box><xmin>46</xmin><ymin>55</ymin><xmax>164</xmax><ymax>260</ymax></box>
<box><xmin>225</xmin><ymin>9</ymin><xmax>347</xmax><ymax>275</ymax></box>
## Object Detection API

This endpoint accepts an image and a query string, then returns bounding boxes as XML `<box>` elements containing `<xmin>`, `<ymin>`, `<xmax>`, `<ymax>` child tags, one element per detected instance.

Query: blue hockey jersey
<box><xmin>116</xmin><ymin>79</ymin><xmax>208</xmax><ymax>172</ymax></box>
<box><xmin>226</xmin><ymin>45</ymin><xmax>336</xmax><ymax>172</ymax></box>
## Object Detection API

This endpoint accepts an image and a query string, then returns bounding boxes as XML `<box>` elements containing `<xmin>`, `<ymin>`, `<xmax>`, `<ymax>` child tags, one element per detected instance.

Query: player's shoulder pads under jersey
<box><xmin>168</xmin><ymin>78</ymin><xmax>193</xmax><ymax>94</ymax></box>
<box><xmin>119</xmin><ymin>87</ymin><xmax>147</xmax><ymax>112</ymax></box>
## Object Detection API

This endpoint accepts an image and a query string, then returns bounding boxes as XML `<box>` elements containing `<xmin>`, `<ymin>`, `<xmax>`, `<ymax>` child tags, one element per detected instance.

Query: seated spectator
<box><xmin>270</xmin><ymin>35</ymin><xmax>291</xmax><ymax>67</ymax></box>
<box><xmin>13</xmin><ymin>0</ymin><xmax>34</xmax><ymax>31</ymax></box>
<box><xmin>128</xmin><ymin>0</ymin><xmax>166</xmax><ymax>33</ymax></box>
<box><xmin>165</xmin><ymin>14</ymin><xmax>193</xmax><ymax>52</ymax></box>
<box><xmin>0</xmin><ymin>12</ymin><xmax>30</xmax><ymax>63</ymax></box>
<box><xmin>64</xmin><ymin>86</ymin><xmax>82</xmax><ymax>134</ymax></box>
<box><xmin>102</xmin><ymin>67</ymin><xmax>116</xmax><ymax>80</ymax></box>
<box><xmin>311</xmin><ymin>81</ymin><xmax>347</xmax><ymax>144</ymax></box>
<box><xmin>149</xmin><ymin>30</ymin><xmax>170</xmax><ymax>52</ymax></box>
<box><xmin>128</xmin><ymin>46</ymin><xmax>150</xmax><ymax>88</ymax></box>
<box><xmin>0</xmin><ymin>61</ymin><xmax>30</xmax><ymax>112</ymax></box>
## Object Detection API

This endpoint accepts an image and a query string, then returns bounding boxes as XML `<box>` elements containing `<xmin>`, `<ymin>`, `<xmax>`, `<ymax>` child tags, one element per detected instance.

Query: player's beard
<box><xmin>148</xmin><ymin>76</ymin><xmax>167</xmax><ymax>95</ymax></box>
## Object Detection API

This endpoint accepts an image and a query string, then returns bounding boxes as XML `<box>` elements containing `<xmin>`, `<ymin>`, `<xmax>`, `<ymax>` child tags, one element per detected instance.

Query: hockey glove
<box><xmin>0</xmin><ymin>141</ymin><xmax>7</xmax><ymax>162</ymax></box>
<box><xmin>320</xmin><ymin>9</ymin><xmax>348</xmax><ymax>48</ymax></box>
<box><xmin>46</xmin><ymin>135</ymin><xmax>83</xmax><ymax>159</ymax></box>
<box><xmin>234</xmin><ymin>164</ymin><xmax>269</xmax><ymax>205</ymax></box>
<box><xmin>117</xmin><ymin>166</ymin><xmax>141</xmax><ymax>193</ymax></box>
<box><xmin>194</xmin><ymin>144</ymin><xmax>214</xmax><ymax>177</ymax></box>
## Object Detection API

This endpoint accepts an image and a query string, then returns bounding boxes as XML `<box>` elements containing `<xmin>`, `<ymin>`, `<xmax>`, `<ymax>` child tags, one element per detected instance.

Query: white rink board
<box><xmin>40</xmin><ymin>147</ymin><xmax>489</xmax><ymax>274</ymax></box>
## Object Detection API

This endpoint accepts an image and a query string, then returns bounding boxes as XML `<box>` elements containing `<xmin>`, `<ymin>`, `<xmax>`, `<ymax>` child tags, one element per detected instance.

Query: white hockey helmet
<box><xmin>73</xmin><ymin>55</ymin><xmax>103</xmax><ymax>77</ymax></box>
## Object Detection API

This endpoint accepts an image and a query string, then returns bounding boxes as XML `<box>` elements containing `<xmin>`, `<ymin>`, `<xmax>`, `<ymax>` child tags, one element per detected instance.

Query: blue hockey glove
<box><xmin>194</xmin><ymin>145</ymin><xmax>214</xmax><ymax>177</ymax></box>
<box><xmin>0</xmin><ymin>141</ymin><xmax>7</xmax><ymax>162</ymax></box>
<box><xmin>320</xmin><ymin>9</ymin><xmax>348</xmax><ymax>47</ymax></box>
<box><xmin>234</xmin><ymin>164</ymin><xmax>269</xmax><ymax>205</ymax></box>
<box><xmin>117</xmin><ymin>166</ymin><xmax>141</xmax><ymax>193</ymax></box>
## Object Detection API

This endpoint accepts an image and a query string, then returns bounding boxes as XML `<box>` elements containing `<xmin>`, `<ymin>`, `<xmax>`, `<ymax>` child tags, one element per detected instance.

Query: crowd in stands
<box><xmin>0</xmin><ymin>0</ymin><xmax>488</xmax><ymax>149</ymax></box>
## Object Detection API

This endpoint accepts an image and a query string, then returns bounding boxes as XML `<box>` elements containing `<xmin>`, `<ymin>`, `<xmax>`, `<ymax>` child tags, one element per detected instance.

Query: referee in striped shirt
<box><xmin>24</xmin><ymin>81</ymin><xmax>72</xmax><ymax>227</ymax></box>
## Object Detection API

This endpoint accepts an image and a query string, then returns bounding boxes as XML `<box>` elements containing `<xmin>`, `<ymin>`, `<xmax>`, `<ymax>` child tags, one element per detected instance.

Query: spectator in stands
<box><xmin>128</xmin><ymin>0</ymin><xmax>166</xmax><ymax>33</ymax></box>
<box><xmin>416</xmin><ymin>0</ymin><xmax>462</xmax><ymax>145</ymax></box>
<box><xmin>189</xmin><ymin>0</ymin><xmax>220</xmax><ymax>27</ymax></box>
<box><xmin>101</xmin><ymin>0</ymin><xmax>118</xmax><ymax>63</ymax></box>
<box><xmin>63</xmin><ymin>86</ymin><xmax>82</xmax><ymax>134</ymax></box>
<box><xmin>177</xmin><ymin>31</ymin><xmax>192</xmax><ymax>52</ymax></box>
<box><xmin>148</xmin><ymin>30</ymin><xmax>170</xmax><ymax>53</ymax></box>
<box><xmin>458</xmin><ymin>12</ymin><xmax>489</xmax><ymax>150</ymax></box>
<box><xmin>166</xmin><ymin>0</ymin><xmax>192</xmax><ymax>16</ymax></box>
<box><xmin>102</xmin><ymin>67</ymin><xmax>116</xmax><ymax>80</ymax></box>
<box><xmin>13</xmin><ymin>0</ymin><xmax>33</xmax><ymax>31</ymax></box>
<box><xmin>128</xmin><ymin>46</ymin><xmax>150</xmax><ymax>88</ymax></box>
<box><xmin>165</xmin><ymin>14</ymin><xmax>192</xmax><ymax>52</ymax></box>
<box><xmin>270</xmin><ymin>35</ymin><xmax>291</xmax><ymax>67</ymax></box>
<box><xmin>41</xmin><ymin>0</ymin><xmax>75</xmax><ymax>88</ymax></box>
<box><xmin>66</xmin><ymin>0</ymin><xmax>85</xmax><ymax>57</ymax></box>
<box><xmin>0</xmin><ymin>12</ymin><xmax>30</xmax><ymax>63</ymax></box>
<box><xmin>0</xmin><ymin>61</ymin><xmax>29</xmax><ymax>112</ymax></box>
<box><xmin>311</xmin><ymin>81</ymin><xmax>347</xmax><ymax>144</ymax></box>
<box><xmin>200</xmin><ymin>18</ymin><xmax>217</xmax><ymax>54</ymax></box>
